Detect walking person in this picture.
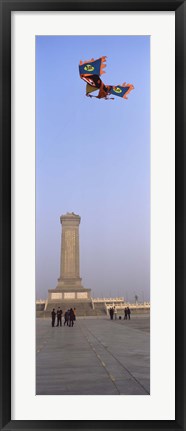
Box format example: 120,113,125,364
110,307,114,320
127,307,131,320
64,310,69,326
51,308,56,327
56,307,62,326
69,308,75,327
124,307,128,320
67,309,71,326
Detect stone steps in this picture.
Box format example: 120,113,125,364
36,301,107,317
46,302,95,317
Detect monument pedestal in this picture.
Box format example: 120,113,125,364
48,288,91,302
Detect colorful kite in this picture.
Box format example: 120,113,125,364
79,56,134,100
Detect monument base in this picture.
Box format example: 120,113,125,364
46,286,93,316
48,286,91,302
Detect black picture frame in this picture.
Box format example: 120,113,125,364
0,0,185,430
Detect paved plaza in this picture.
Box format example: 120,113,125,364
36,313,150,395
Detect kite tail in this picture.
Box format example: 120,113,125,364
122,83,134,99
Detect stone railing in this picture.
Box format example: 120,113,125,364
106,303,150,310
36,299,46,304
92,297,124,303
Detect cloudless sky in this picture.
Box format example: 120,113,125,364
36,35,150,302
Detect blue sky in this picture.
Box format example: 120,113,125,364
36,35,150,301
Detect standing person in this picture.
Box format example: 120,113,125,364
124,307,128,320
114,306,117,320
109,307,112,320
67,309,71,326
69,308,75,327
51,309,56,327
127,307,131,320
56,307,62,326
110,307,114,320
64,310,69,326
73,307,76,321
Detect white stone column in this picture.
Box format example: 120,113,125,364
58,212,81,283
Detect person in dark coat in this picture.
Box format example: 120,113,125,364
69,308,75,327
124,307,128,320
127,307,131,320
56,307,62,326
64,310,69,326
110,307,114,320
51,309,56,327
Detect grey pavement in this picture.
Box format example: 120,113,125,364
36,314,150,395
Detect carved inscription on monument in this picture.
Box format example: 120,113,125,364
51,292,62,300
77,292,88,299
64,292,75,299
64,230,76,275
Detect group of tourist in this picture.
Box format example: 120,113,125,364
51,307,76,327
109,306,131,320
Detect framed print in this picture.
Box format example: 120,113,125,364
0,0,185,430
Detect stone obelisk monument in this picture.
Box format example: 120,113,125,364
48,213,91,303
57,213,82,289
